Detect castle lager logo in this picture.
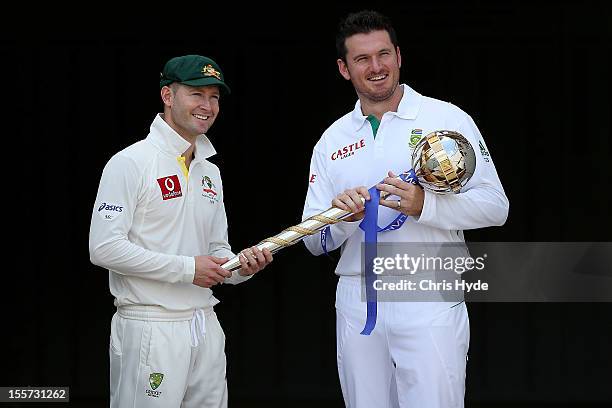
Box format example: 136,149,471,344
331,139,366,160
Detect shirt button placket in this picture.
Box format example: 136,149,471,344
374,119,385,160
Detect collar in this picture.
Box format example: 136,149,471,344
351,84,422,132
147,114,217,160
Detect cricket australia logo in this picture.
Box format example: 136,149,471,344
201,64,221,80
202,175,219,203
146,372,164,398
409,129,423,149
479,140,490,162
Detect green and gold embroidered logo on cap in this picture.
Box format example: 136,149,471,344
201,64,221,80
149,373,164,390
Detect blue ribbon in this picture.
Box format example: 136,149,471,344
359,186,381,335
321,225,331,257
358,169,418,335
319,169,418,334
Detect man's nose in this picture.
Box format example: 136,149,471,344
199,97,212,110
370,56,382,72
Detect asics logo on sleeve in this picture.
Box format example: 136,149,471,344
97,202,124,221
98,203,123,212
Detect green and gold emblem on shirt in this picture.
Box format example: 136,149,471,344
149,373,164,390
409,129,423,149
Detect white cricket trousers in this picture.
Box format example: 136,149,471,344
335,276,470,408
109,305,228,408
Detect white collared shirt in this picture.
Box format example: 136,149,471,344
89,114,248,312
302,84,509,276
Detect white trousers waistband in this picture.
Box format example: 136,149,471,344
117,305,214,347
338,275,363,287
117,304,213,321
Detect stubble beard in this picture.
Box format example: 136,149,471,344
357,79,399,103
174,113,205,141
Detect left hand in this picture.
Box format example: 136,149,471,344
376,171,425,216
237,246,273,277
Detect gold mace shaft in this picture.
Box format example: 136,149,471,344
221,174,409,272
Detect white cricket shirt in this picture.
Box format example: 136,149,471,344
302,84,509,276
89,114,248,312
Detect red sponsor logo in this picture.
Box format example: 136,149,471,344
157,175,183,200
331,139,366,160
309,174,317,183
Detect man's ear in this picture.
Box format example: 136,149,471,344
160,86,173,107
337,59,351,81
396,46,402,69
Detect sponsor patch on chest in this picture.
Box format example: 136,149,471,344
331,139,366,160
156,175,183,200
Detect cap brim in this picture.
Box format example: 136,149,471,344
180,77,231,94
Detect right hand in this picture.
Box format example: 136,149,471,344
193,256,232,288
331,186,370,222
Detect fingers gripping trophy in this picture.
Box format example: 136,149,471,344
221,130,477,272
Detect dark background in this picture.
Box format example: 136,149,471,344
2,2,611,407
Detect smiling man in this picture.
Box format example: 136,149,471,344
90,55,273,408
302,11,508,408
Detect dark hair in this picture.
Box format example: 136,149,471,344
336,10,398,61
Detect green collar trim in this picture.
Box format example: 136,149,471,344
366,114,380,138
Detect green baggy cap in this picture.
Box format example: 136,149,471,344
160,55,231,94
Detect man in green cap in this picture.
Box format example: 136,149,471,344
89,54,273,407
